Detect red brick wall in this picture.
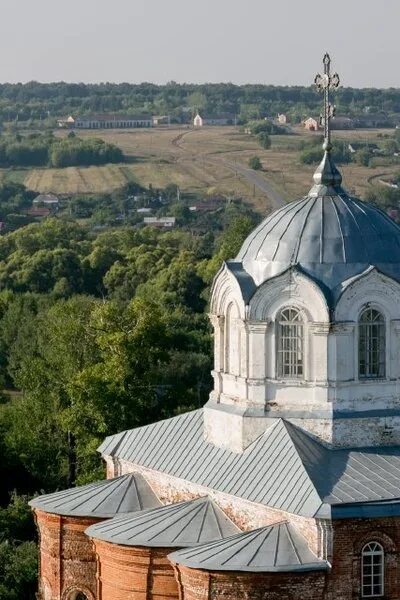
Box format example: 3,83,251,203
173,565,327,600
34,509,101,600
93,539,179,600
329,516,400,600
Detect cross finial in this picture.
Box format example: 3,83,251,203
314,53,340,151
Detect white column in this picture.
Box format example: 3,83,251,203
209,314,225,399
246,321,270,379
390,319,400,379
209,314,225,372
245,320,270,406
309,322,330,382
329,323,355,382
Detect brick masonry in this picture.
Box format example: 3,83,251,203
34,509,102,600
34,500,400,599
115,459,320,555
173,564,327,600
92,539,179,600
327,516,400,600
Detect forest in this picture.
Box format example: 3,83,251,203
0,190,259,599
2,82,400,126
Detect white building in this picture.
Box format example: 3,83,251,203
193,113,203,127
72,114,153,129
143,216,176,228
207,150,400,452
33,193,59,207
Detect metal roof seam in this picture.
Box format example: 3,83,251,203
239,198,306,262
290,196,318,265
330,197,346,262
286,523,304,565
253,199,309,262
270,199,313,263
336,193,370,262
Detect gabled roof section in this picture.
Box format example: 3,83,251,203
99,411,323,517
286,420,400,510
168,521,328,573
29,474,161,518
85,496,239,547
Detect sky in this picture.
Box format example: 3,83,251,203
1,0,399,87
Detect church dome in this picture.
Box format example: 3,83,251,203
237,152,400,292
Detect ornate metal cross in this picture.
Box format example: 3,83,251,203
314,53,340,150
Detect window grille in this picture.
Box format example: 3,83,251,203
359,308,385,379
277,308,304,378
361,542,384,597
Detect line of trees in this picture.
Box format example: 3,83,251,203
0,133,124,168
0,82,400,126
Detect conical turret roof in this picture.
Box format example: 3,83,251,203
85,496,240,547
29,474,161,518
169,521,328,572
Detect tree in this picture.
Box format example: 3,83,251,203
356,148,373,167
0,541,37,600
248,156,262,170
5,296,99,487
257,132,271,149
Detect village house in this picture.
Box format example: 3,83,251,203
32,193,60,209
143,216,176,228
152,115,171,126
193,112,203,127
277,113,287,124
193,113,235,127
303,116,320,130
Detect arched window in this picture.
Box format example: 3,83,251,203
277,307,304,378
362,542,384,597
359,308,385,379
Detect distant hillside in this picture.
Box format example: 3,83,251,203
2,82,400,126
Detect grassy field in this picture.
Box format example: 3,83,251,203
4,125,399,212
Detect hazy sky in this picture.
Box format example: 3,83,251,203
2,0,399,87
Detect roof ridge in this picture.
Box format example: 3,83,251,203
277,421,324,514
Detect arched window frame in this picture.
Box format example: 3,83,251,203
62,586,93,600
224,302,241,376
358,306,386,380
276,306,305,379
361,541,384,598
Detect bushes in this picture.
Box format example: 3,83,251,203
299,141,352,165
49,137,123,168
248,156,262,170
0,134,123,168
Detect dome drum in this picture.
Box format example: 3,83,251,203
209,152,400,450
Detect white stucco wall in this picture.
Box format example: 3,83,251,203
208,265,400,449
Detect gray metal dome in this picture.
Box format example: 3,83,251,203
237,153,400,293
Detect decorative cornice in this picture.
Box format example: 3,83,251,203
330,322,355,335
309,322,331,335
245,320,271,334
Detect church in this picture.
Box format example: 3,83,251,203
31,55,400,600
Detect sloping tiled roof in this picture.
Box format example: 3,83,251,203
85,496,239,547
99,410,400,518
168,522,328,573
99,411,322,517
29,474,161,518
